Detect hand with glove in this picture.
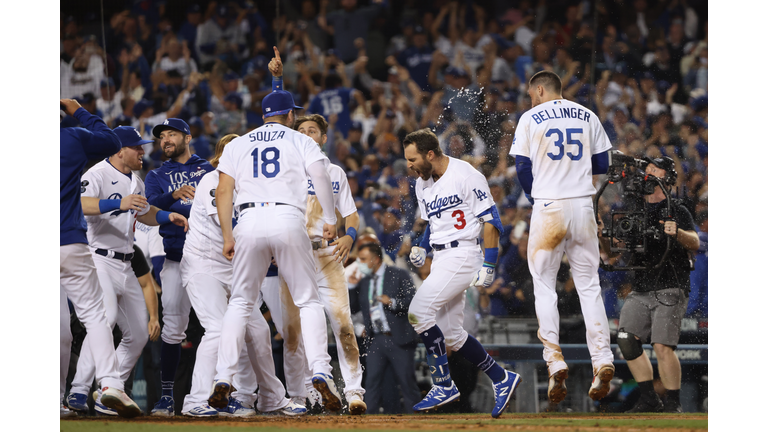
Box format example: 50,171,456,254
471,246,499,288
409,246,427,267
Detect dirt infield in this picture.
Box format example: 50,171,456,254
61,413,708,431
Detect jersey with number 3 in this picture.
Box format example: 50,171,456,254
415,157,494,245
510,99,612,199
217,123,329,213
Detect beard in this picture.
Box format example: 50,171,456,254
164,141,187,159
416,160,433,180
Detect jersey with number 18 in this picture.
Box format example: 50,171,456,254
415,157,494,246
510,99,612,200
217,123,330,212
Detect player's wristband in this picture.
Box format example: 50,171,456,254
272,76,283,91
98,199,121,214
346,227,357,243
156,211,172,225
483,247,499,268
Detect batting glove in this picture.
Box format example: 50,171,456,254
471,264,495,288
410,247,427,267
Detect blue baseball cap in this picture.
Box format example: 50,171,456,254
262,90,304,117
113,126,154,148
224,92,243,109
152,118,191,138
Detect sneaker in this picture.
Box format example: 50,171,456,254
61,405,77,419
626,394,664,413
491,370,522,418
207,380,232,409
663,399,683,413
588,365,615,401
347,393,366,415
547,369,568,405
150,395,175,417
413,382,461,411
183,404,219,417
219,398,256,418
311,373,342,412
305,389,323,414
100,387,142,418
266,399,307,416
92,390,118,416
66,392,89,413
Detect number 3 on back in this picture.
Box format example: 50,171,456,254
546,128,583,161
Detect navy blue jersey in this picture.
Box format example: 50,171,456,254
308,87,354,138
145,154,214,261
398,46,434,92
60,108,122,246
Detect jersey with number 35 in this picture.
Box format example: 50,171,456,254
217,123,329,213
510,99,612,200
415,157,494,245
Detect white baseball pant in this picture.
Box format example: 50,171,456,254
159,259,191,344
60,286,72,405
182,272,289,413
70,253,150,396
528,196,614,376
59,244,122,390
261,275,311,399
215,205,332,383
408,245,484,351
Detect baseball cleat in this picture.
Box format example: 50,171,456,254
266,399,307,416
491,370,522,418
218,398,256,418
183,404,219,417
347,392,367,415
547,369,569,405
150,395,175,417
627,393,664,413
100,387,142,418
588,365,615,401
413,382,461,411
312,373,343,412
61,404,77,418
208,380,232,410
92,390,118,417
663,399,683,413
66,392,89,413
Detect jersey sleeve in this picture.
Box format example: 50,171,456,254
509,116,531,157
591,112,613,154
414,181,428,220
136,179,151,217
462,169,494,217
335,171,357,218
217,143,236,178
81,170,102,198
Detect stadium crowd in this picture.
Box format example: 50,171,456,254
61,0,708,414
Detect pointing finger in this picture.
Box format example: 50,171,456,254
273,46,280,58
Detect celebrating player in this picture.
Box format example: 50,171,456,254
180,134,305,417
509,70,615,406
266,49,366,414
207,89,343,413
59,99,141,418
66,126,188,415
145,118,215,416
404,128,521,418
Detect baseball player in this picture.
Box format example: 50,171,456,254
145,118,215,416
207,89,343,413
59,99,141,418
509,70,614,405
66,126,188,415
405,128,521,418
181,134,305,417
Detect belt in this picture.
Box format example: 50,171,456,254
95,248,134,262
431,239,480,251
237,202,288,212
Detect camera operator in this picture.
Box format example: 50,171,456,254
600,156,699,413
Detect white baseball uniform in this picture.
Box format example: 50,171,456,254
181,170,291,413
214,122,337,383
409,157,493,350
60,285,73,406
70,160,152,397
262,163,364,400
509,98,614,376
134,222,165,270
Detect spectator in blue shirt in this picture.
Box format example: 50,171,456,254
178,4,202,59
687,211,708,317
397,26,433,91
319,0,389,64
308,72,364,138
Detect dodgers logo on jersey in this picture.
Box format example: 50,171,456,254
423,194,463,218
473,188,488,201
307,179,340,195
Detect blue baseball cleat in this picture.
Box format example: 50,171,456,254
311,373,342,412
218,398,256,417
150,395,175,417
207,380,232,410
182,404,219,417
66,392,88,413
413,382,461,411
491,370,522,418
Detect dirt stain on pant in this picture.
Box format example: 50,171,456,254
319,253,361,372
280,277,303,354
538,329,565,364
531,209,567,262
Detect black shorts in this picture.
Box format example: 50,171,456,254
618,288,689,348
